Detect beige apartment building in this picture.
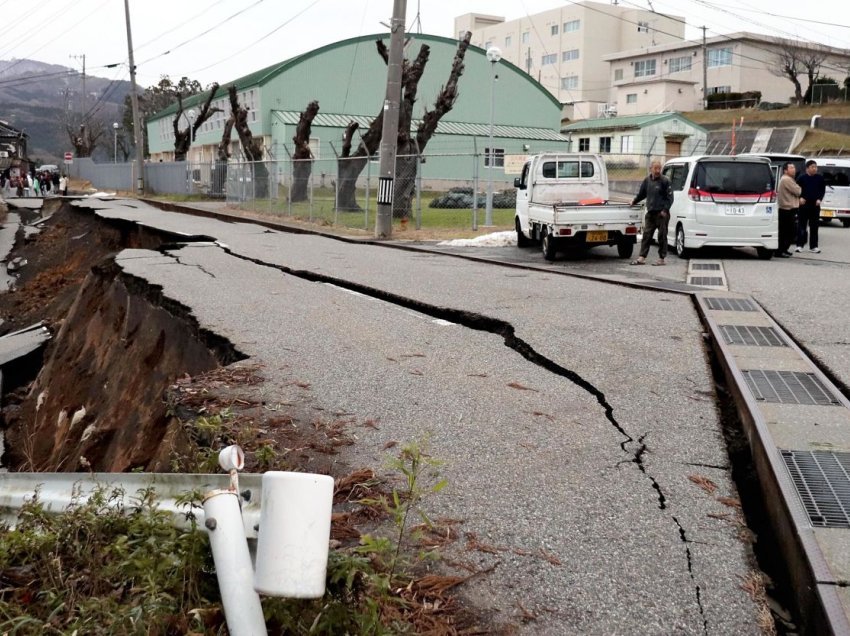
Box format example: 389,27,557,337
604,32,850,116
454,1,684,119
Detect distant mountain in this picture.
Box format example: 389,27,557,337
0,59,131,163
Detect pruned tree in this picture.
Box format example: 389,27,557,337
65,121,106,158
291,100,319,202
335,31,472,214
228,84,268,197
771,44,827,105
172,83,221,161
218,116,234,161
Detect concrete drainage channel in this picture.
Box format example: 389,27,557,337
697,292,850,636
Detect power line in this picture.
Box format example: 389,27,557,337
134,0,229,52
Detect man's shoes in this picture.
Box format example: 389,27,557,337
810,247,821,253
794,246,803,252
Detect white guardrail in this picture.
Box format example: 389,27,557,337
0,471,263,538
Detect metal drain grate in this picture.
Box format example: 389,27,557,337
720,325,786,347
743,370,841,405
781,450,850,528
689,276,724,286
705,297,757,311
692,263,721,271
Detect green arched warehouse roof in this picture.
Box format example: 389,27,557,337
148,32,562,126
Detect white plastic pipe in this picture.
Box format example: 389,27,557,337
253,471,334,598
203,491,266,635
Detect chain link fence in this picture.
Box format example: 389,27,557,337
71,152,654,231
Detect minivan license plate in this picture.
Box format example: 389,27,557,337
585,231,608,243
724,205,745,215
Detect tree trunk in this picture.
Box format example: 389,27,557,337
291,100,319,202
173,84,221,161
337,113,383,211
228,85,268,198
212,117,234,196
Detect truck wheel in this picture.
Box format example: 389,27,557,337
516,217,533,247
541,228,557,261
675,225,691,259
842,219,850,228
756,247,774,260
617,239,634,259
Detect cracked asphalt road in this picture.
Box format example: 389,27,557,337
82,198,761,635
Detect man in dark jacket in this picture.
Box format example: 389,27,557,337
630,160,674,265
795,160,827,253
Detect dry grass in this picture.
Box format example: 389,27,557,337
795,128,850,155
684,102,849,126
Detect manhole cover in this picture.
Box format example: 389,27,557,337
692,263,721,271
782,450,850,528
742,370,841,405
720,325,785,347
705,297,756,311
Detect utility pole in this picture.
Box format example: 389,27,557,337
124,0,145,195
701,26,708,110
375,0,407,239
69,53,86,116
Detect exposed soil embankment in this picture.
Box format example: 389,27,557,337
1,201,241,471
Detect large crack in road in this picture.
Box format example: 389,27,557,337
161,239,711,633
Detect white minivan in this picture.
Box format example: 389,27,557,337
661,155,777,260
817,158,850,227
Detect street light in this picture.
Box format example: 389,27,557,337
484,46,501,227
113,122,119,163
187,108,197,160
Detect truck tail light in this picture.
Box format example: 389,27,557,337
559,228,573,236
624,225,638,235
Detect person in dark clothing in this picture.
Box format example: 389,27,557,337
795,160,827,254
630,160,674,265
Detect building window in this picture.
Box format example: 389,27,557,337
505,35,512,47
707,47,733,67
578,137,590,152
484,147,505,168
309,137,320,160
550,24,559,36
521,31,529,44
708,85,732,94
637,20,649,32
634,59,657,77
614,68,624,81
621,135,634,153
542,53,557,66
561,75,579,90
599,137,612,153
626,93,637,104
562,48,579,62
668,55,692,73
564,19,580,32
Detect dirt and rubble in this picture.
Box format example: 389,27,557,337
0,198,500,634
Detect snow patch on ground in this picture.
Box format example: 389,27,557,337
437,231,516,247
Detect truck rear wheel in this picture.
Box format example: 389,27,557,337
843,219,850,228
617,239,634,259
516,217,533,247
541,228,557,261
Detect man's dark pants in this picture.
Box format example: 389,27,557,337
778,208,797,254
796,203,820,249
639,210,669,259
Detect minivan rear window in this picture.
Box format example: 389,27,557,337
541,160,594,179
692,161,773,195
821,166,850,187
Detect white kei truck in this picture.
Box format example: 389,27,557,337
514,153,642,261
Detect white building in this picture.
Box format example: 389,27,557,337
454,1,684,119
604,32,850,116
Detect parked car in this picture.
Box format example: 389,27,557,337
429,187,483,209
661,155,776,259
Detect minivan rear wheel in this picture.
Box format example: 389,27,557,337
675,225,691,259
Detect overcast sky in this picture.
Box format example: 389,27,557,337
2,0,848,88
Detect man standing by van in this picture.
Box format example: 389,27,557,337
630,160,674,265
777,162,802,258
795,160,826,253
